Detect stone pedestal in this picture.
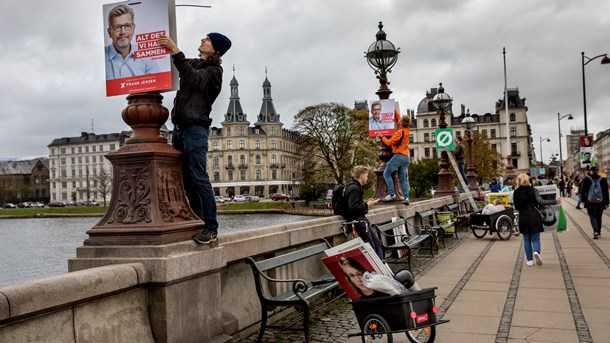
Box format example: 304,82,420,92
85,92,203,245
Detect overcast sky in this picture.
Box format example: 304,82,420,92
1,0,609,162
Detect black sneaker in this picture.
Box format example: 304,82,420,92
593,232,599,240
193,229,218,244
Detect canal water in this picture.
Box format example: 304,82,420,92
0,214,317,287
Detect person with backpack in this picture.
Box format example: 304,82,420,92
338,165,383,259
378,115,411,204
580,166,609,239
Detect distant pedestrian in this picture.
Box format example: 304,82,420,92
379,115,411,205
343,166,383,259
580,166,609,239
489,178,501,193
576,170,590,209
513,173,561,266
558,179,565,197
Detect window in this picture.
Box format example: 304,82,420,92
240,170,246,180
490,129,496,138
409,134,414,143
71,168,75,176
71,147,75,154
423,119,429,128
431,132,436,142
272,155,277,164
92,146,96,152
240,155,246,165
85,146,89,153
61,158,66,166
71,157,76,164
425,148,430,157
99,145,103,152
510,127,516,137
92,156,97,163
227,128,232,136
78,157,82,164
60,148,66,154
456,131,461,138
227,156,233,165
424,133,430,142
78,147,82,153
271,140,276,149
272,170,277,180
255,155,261,164
212,142,218,150
239,127,244,135
256,170,261,180
409,149,415,158
255,140,260,149
512,158,518,168
213,172,220,182
511,142,518,155
271,128,276,136
85,156,89,163
61,181,67,189
239,140,245,149
510,113,516,122
228,171,233,181
110,144,116,151
491,144,497,152
432,147,437,156
431,119,437,127
51,148,55,155
227,140,233,149
72,181,76,188
481,129,488,137
255,128,260,134
213,156,219,166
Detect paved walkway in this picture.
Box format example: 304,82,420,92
247,197,610,342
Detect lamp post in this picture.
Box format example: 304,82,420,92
461,110,478,191
581,52,610,136
365,22,401,199
432,83,456,197
539,137,550,169
557,113,573,179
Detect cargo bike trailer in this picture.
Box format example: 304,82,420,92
470,207,519,240
348,287,449,343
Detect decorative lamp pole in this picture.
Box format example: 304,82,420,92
581,52,610,136
364,21,401,199
432,83,456,197
502,47,516,184
557,113,573,179
539,137,550,170
461,110,478,191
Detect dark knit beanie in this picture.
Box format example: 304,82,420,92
207,32,232,56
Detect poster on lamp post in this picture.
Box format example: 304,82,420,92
579,135,595,168
368,99,396,137
103,0,178,97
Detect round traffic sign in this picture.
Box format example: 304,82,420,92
436,131,453,147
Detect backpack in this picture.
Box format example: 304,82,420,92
331,182,353,216
586,176,603,203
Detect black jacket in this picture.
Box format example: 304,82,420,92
344,179,368,222
513,185,556,234
580,174,610,210
171,52,223,128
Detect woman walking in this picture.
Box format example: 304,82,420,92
513,173,560,266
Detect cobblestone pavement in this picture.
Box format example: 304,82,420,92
243,227,472,342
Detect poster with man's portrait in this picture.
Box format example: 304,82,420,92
580,146,595,168
368,99,396,137
103,0,178,96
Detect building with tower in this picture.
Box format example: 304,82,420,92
207,70,302,198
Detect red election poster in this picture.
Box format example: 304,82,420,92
103,0,177,97
368,99,396,137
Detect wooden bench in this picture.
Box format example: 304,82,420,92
245,240,339,343
371,217,434,272
415,209,457,246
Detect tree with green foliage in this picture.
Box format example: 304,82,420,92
293,103,377,185
298,182,328,202
409,158,440,198
468,130,504,183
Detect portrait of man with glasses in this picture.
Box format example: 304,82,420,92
104,4,160,80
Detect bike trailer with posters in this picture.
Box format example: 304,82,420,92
348,287,449,342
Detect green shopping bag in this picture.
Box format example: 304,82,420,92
557,204,568,232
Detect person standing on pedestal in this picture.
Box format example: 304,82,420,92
158,33,232,244
454,136,467,193
379,115,411,205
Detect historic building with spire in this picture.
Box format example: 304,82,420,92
207,69,302,198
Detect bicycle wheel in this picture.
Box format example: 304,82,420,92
471,227,487,239
406,325,436,343
495,215,513,241
362,314,393,343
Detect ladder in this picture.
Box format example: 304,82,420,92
442,147,478,211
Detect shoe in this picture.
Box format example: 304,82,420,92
402,197,410,205
193,229,218,244
594,232,599,240
575,206,581,209
598,232,601,237
533,252,543,266
526,261,534,266
382,194,396,202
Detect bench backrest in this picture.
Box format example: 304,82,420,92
446,203,459,212
375,217,407,234
252,241,331,272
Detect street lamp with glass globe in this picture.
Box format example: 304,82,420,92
461,110,478,190
364,22,402,200
432,83,456,197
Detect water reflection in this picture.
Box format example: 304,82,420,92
0,214,317,287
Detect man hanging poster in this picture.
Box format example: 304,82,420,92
103,0,177,96
368,99,396,137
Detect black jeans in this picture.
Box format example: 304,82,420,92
354,217,384,259
586,206,604,234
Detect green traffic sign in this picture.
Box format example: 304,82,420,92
435,128,455,151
